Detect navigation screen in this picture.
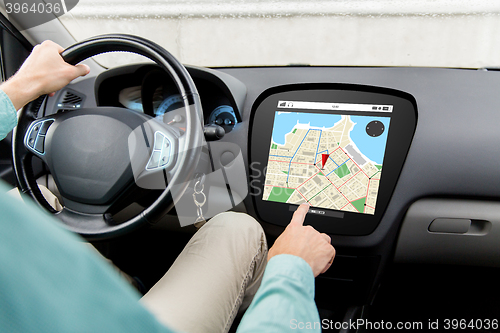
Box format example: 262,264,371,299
262,100,391,215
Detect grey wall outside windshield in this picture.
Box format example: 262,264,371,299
57,0,500,69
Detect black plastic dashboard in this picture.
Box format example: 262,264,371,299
43,64,500,305
216,66,500,248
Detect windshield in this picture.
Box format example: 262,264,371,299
59,0,500,69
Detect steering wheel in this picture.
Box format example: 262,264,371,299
12,34,204,240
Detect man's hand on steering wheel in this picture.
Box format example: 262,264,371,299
0,40,90,110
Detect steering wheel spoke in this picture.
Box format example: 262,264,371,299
142,118,180,172
55,208,142,239
23,117,55,159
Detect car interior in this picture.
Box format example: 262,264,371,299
1,1,500,332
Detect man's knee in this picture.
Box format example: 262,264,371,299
204,212,267,250
208,211,262,233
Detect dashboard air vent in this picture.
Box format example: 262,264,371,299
57,89,85,112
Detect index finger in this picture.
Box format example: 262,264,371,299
40,40,64,53
50,41,65,53
289,203,310,227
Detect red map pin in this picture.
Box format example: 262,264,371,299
321,154,329,169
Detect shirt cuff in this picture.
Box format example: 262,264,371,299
265,254,315,298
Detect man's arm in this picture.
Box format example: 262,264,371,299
0,40,89,110
237,204,336,332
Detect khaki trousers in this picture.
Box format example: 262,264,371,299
141,212,268,333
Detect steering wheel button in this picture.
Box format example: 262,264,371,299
159,155,168,166
159,148,170,166
40,120,54,135
28,130,38,148
34,136,45,153
154,132,164,150
147,151,161,169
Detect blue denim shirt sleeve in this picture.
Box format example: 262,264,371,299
0,89,18,140
237,254,321,333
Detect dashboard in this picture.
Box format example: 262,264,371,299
94,64,245,134
42,64,500,306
